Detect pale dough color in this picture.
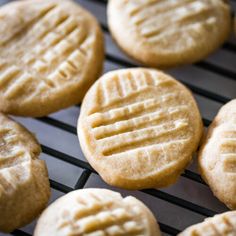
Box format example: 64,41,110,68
0,0,104,116
0,113,50,233
108,0,231,68
34,188,161,236
78,68,203,190
199,99,236,209
178,211,236,236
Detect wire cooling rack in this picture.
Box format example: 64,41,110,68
0,0,236,235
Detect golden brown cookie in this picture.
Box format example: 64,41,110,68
34,188,161,236
108,0,231,68
199,99,236,209
0,113,50,233
78,68,203,190
0,0,104,117
178,211,236,236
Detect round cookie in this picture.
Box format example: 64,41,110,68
34,188,161,236
178,211,236,236
108,0,231,68
0,0,104,117
0,113,50,233
199,99,236,209
78,68,203,190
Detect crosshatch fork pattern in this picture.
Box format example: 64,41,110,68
0,0,91,101
0,0,235,235
124,0,220,42
87,72,193,157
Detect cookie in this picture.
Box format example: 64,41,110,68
0,0,104,117
0,113,50,233
34,188,161,236
178,211,236,236
78,68,203,190
199,99,236,209
108,0,231,68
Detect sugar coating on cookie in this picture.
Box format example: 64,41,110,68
0,113,50,233
199,99,236,209
178,211,236,236
0,0,104,117
34,188,161,236
108,0,231,68
78,68,203,190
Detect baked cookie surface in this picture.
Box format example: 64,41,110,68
34,188,161,236
0,0,104,117
178,211,236,236
199,99,236,209
108,0,231,68
78,68,203,189
0,113,50,233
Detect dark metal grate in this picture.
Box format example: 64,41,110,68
0,0,236,235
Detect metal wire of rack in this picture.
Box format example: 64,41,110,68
0,0,236,235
